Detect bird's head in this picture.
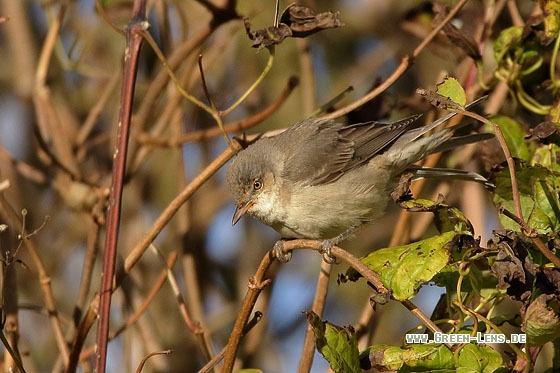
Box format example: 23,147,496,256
226,146,279,225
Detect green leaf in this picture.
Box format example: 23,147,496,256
352,231,456,300
493,26,523,64
398,199,473,234
359,343,455,371
436,77,466,106
487,115,533,162
533,143,560,173
544,0,560,39
456,343,504,372
492,163,560,234
305,311,361,373
524,294,560,347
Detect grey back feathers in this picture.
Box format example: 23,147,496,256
227,111,488,191
230,115,425,188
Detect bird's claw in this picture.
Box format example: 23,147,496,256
273,240,293,262
317,239,339,264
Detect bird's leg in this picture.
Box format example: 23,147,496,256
317,225,359,263
273,240,293,263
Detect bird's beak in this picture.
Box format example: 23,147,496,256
232,201,253,226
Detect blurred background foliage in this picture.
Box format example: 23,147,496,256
0,0,559,372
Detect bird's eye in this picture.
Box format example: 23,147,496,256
253,179,263,190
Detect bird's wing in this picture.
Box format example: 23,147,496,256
281,115,421,185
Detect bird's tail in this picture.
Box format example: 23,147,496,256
408,165,494,188
386,97,492,172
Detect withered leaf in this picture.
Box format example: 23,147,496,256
525,121,560,144
244,18,292,50
280,4,344,38
244,4,343,50
490,230,534,302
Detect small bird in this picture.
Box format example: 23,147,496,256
226,105,492,259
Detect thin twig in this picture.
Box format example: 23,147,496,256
140,30,213,115
296,37,315,116
124,141,242,273
0,195,69,366
135,349,174,373
322,0,470,120
94,0,125,35
198,54,233,148
79,253,179,362
77,69,121,146
400,300,443,336
65,295,99,373
135,76,299,146
150,244,196,331
133,25,214,132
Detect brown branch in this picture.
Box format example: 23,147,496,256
94,0,126,35
221,251,275,372
1,231,23,373
400,299,444,336
198,312,263,373
0,195,70,365
296,38,315,115
33,4,81,179
500,208,560,268
53,218,101,372
65,294,99,373
418,91,560,269
135,349,174,373
76,68,121,147
298,260,331,372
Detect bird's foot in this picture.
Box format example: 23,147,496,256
316,225,360,263
273,240,293,263
316,239,339,264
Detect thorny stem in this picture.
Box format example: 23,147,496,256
95,3,148,372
